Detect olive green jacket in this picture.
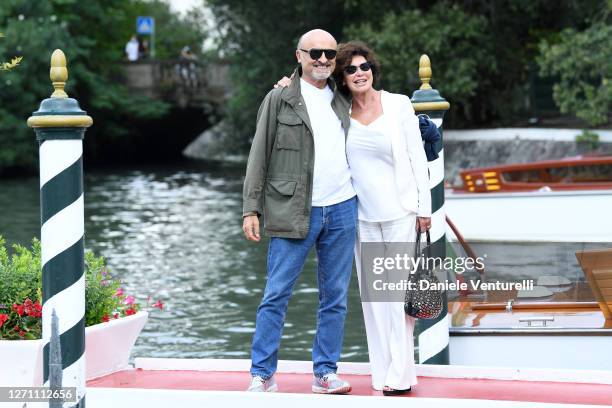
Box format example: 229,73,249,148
243,69,351,238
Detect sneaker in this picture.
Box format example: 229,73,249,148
312,373,351,394
247,375,278,392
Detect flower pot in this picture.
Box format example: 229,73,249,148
0,311,148,386
0,336,45,387
85,310,148,380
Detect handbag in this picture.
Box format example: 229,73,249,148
404,227,444,319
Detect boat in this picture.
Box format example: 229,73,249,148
446,245,612,371
444,155,612,242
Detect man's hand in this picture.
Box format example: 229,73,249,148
243,215,261,242
417,217,431,232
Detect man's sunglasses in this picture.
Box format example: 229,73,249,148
344,62,372,75
299,48,337,60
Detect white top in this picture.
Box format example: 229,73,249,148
347,115,409,221
125,39,139,61
300,79,356,206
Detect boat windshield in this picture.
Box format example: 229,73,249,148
444,230,612,330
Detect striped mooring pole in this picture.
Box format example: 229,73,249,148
411,54,451,364
27,49,92,407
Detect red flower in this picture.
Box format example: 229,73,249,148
18,330,25,338
102,315,110,323
0,314,8,328
24,299,37,317
113,313,119,319
125,307,136,316
153,300,164,310
34,302,43,318
12,303,24,316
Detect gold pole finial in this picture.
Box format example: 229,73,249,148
419,54,432,90
50,49,68,98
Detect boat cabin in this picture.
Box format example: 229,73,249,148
457,155,612,193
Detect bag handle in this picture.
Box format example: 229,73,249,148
415,224,432,259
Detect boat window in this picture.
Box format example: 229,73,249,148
504,164,612,184
547,166,570,182
502,169,542,182
566,164,612,182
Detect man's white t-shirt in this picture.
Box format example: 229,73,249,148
300,79,356,207
125,39,139,61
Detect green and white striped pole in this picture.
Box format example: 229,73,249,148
411,54,451,365
28,49,92,407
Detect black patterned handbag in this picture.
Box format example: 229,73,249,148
404,228,443,319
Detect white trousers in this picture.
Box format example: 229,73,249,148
355,214,418,390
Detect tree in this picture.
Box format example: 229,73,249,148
0,0,208,175
0,32,21,70
207,0,351,150
344,2,496,126
537,4,611,125
208,0,610,147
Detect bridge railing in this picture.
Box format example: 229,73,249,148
121,59,230,107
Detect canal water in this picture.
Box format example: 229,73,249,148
0,162,369,360
0,162,605,361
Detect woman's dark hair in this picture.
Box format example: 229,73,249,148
333,41,381,96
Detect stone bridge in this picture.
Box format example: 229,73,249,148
121,59,231,108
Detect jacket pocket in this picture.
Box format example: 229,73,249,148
276,114,302,150
264,179,298,232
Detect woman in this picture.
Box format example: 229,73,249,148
278,41,431,395
339,41,431,396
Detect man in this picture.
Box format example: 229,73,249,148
125,35,139,62
242,29,356,394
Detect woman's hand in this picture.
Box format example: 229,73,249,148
273,73,294,88
417,217,431,232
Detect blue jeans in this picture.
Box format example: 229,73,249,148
250,196,357,379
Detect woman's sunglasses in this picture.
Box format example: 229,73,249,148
344,62,372,75
299,48,337,60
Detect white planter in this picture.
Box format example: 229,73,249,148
0,311,148,386
0,336,45,387
85,310,149,380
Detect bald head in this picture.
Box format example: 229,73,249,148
297,29,337,50
296,29,338,87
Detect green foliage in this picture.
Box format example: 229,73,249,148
209,0,610,146
0,33,23,71
344,2,495,125
575,129,600,150
0,235,155,340
0,237,43,339
538,21,612,125
0,237,42,309
207,0,349,150
0,0,208,174
120,0,209,60
0,32,22,70
84,251,123,327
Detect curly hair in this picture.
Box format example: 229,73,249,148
333,41,381,96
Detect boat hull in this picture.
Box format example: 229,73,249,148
450,329,612,370
444,189,612,242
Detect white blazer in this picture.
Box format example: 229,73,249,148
380,90,432,217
